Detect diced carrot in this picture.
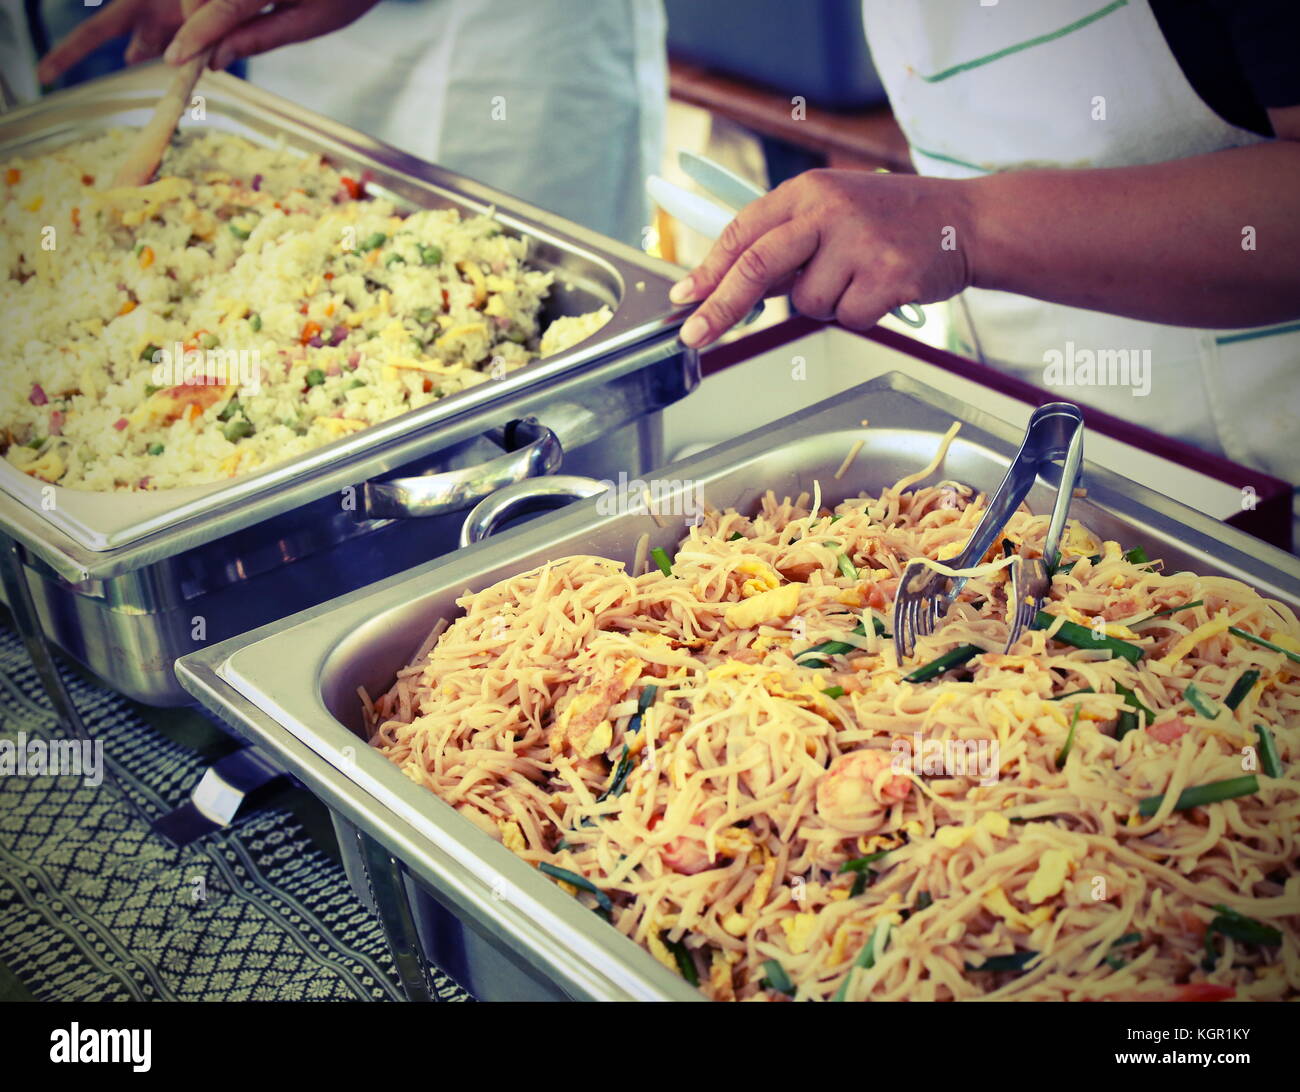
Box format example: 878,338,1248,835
118,300,137,315
138,245,155,269
422,378,433,393
323,271,334,281
185,404,201,422
299,320,322,345
81,173,95,185
4,168,19,185
340,176,363,200
71,207,80,229
324,302,335,317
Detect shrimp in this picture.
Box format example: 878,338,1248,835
816,748,912,831
651,807,726,875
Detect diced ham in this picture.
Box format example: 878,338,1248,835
1147,716,1190,744
49,410,64,436
113,417,128,431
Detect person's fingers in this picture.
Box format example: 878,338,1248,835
789,248,854,322
164,0,265,64
833,272,893,331
207,4,339,69
123,19,174,65
38,2,137,83
679,218,820,348
669,187,795,305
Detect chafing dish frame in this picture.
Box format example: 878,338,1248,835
177,371,1300,1000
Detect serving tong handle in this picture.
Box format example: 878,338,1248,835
893,403,1084,658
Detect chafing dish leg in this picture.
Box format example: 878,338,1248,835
0,533,89,739
355,829,436,1001
151,745,285,846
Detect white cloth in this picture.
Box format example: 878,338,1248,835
862,0,1300,484
248,0,666,247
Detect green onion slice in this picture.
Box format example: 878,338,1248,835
1137,774,1258,817
1223,670,1260,711
761,959,795,996
538,863,612,912
650,546,673,577
1229,626,1300,665
834,921,891,1001
1183,682,1219,720
1032,611,1144,663
1056,704,1081,769
904,644,983,684
660,933,698,986
1255,724,1282,778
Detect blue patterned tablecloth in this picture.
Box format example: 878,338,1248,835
0,625,468,1002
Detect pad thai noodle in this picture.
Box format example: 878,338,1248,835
365,432,1299,1001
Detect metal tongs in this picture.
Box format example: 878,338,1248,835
647,151,926,330
893,403,1085,659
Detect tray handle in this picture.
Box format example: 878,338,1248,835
459,475,609,547
363,417,563,519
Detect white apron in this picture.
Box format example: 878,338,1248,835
862,0,1300,485
248,0,666,248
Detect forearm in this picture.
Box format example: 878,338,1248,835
966,141,1300,328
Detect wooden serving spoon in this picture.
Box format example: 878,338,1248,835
111,48,215,188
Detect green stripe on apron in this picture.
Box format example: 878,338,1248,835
919,0,1129,83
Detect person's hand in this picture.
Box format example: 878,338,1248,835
38,0,193,84
164,0,382,71
668,168,977,348
37,0,380,85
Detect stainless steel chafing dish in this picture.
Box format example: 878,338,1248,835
176,372,1300,1001
0,64,697,704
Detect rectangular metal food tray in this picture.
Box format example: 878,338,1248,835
0,63,693,570
177,372,1300,1000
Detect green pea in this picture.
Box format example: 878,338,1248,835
359,232,387,252
140,344,160,362
305,369,325,387
147,442,165,456
229,223,251,240
248,313,262,332
414,307,435,324
223,419,254,442
199,332,218,349
419,244,442,266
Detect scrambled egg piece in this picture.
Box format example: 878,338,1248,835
724,583,800,629
1025,849,1072,904
736,559,780,597
934,810,1010,849
781,912,819,955
983,887,1054,932
498,820,526,854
